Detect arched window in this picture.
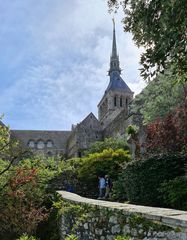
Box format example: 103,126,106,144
120,97,123,107
46,140,53,148
114,96,117,107
28,140,35,148
37,140,45,149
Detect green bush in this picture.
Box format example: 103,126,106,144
78,148,131,198
84,137,129,155
159,176,187,210
65,235,78,240
114,153,186,207
57,149,131,198
115,236,131,240
17,235,38,240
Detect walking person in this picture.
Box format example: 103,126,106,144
98,175,106,199
105,175,112,199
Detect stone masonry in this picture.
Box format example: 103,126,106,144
58,191,187,240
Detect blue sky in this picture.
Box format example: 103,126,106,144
0,0,145,130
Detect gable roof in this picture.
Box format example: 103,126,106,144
78,112,102,130
81,112,98,124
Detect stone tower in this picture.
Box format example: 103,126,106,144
98,20,134,128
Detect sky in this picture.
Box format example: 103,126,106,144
0,0,146,130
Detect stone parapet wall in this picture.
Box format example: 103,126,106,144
58,191,187,240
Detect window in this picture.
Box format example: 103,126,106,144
37,140,45,149
46,140,53,148
28,140,35,148
120,97,123,107
47,151,52,157
114,96,117,107
126,98,128,107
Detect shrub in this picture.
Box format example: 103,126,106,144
115,236,131,240
147,107,187,153
65,235,78,240
159,176,187,210
17,234,38,240
77,148,131,198
114,153,186,206
0,157,63,239
55,149,131,198
84,137,129,155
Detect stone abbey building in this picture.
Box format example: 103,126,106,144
11,22,136,158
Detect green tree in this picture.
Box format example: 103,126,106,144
131,68,186,124
0,156,62,239
108,0,187,82
78,148,131,197
0,119,63,239
84,137,128,155
57,149,131,198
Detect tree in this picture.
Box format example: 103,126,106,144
0,119,63,239
0,156,63,239
147,107,187,153
131,68,187,124
108,0,187,82
0,118,28,177
84,137,128,155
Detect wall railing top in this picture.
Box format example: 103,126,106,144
57,191,187,230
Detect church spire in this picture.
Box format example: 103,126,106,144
109,19,121,75
112,18,117,58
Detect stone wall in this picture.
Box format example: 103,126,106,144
103,109,130,138
66,113,103,158
58,191,187,240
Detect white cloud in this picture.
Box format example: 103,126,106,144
0,0,146,130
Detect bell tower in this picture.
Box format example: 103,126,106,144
98,20,134,128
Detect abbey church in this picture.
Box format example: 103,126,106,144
10,23,138,158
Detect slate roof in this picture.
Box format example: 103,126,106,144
11,130,71,150
105,71,132,93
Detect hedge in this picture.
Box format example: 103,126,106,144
116,153,186,207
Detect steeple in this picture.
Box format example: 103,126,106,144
109,19,121,75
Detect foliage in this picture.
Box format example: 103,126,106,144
131,69,187,124
60,200,88,238
115,236,131,240
77,148,131,197
36,193,62,240
84,137,129,155
65,235,78,240
58,149,131,198
147,107,187,153
108,0,187,82
0,118,27,175
126,125,138,136
113,153,186,207
17,235,38,240
0,155,63,239
159,176,187,210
